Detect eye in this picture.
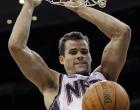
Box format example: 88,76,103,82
69,50,77,55
81,49,88,55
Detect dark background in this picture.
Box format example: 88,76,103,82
0,0,140,110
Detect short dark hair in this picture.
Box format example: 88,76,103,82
59,31,90,56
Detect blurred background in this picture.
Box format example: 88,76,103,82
0,0,140,110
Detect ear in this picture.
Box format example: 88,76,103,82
59,55,64,65
90,54,92,63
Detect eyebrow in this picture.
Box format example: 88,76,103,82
68,48,88,51
80,48,88,50
69,48,77,51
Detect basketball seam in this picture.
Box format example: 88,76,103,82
95,84,104,110
113,82,116,110
85,99,91,110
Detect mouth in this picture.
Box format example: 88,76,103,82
74,62,87,66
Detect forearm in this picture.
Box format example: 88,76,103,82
76,6,130,39
9,1,34,49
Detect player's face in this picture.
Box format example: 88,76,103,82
59,40,92,75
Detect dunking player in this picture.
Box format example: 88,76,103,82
8,0,131,110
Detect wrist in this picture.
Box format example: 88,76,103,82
23,1,35,14
24,0,36,9
75,6,88,15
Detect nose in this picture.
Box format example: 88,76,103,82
77,56,83,60
76,52,84,60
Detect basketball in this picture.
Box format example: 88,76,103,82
82,80,130,110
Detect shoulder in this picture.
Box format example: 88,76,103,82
90,65,107,80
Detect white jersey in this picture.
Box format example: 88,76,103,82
49,67,106,110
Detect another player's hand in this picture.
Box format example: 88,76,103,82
63,0,86,12
24,0,43,7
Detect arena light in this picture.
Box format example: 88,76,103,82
6,19,13,25
19,0,24,4
32,16,38,21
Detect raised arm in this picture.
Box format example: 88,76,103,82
64,3,131,81
8,0,59,93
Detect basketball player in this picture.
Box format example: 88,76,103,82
8,0,131,110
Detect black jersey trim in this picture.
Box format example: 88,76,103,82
49,74,63,110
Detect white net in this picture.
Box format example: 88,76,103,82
45,0,107,8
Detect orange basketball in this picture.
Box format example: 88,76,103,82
82,80,130,110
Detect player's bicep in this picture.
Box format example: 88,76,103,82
10,47,59,92
101,36,130,81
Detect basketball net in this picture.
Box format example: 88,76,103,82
45,0,107,8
